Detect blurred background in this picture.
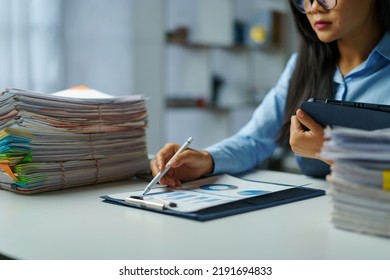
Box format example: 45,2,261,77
0,0,299,173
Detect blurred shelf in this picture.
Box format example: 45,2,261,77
167,96,257,108
166,36,250,52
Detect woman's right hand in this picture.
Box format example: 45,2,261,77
150,143,214,186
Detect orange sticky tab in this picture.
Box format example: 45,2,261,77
383,170,390,191
70,85,90,90
0,163,17,180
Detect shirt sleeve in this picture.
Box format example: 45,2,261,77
205,53,298,175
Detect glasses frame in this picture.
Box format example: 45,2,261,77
292,0,338,14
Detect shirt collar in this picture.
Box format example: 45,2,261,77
371,31,390,61
335,31,390,80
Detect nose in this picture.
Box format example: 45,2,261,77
307,0,325,14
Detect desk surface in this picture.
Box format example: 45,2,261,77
1,170,390,260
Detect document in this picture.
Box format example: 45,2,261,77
321,126,390,237
105,174,292,213
0,87,149,194
102,174,325,221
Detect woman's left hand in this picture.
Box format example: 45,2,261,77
289,108,326,160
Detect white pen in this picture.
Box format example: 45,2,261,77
142,137,193,195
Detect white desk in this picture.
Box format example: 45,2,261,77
1,170,390,260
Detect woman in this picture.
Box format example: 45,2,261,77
152,0,390,186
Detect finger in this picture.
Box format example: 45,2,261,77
154,143,178,170
169,149,194,168
159,168,181,186
296,109,323,132
159,176,180,187
289,115,304,149
290,115,304,135
151,144,181,184
150,158,159,176
149,160,179,186
290,115,300,129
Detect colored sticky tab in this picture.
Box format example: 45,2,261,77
383,170,390,191
0,163,17,180
70,85,90,90
21,153,33,163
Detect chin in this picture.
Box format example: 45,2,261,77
316,35,336,43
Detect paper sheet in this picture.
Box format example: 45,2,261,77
106,174,292,213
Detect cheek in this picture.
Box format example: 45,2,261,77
332,20,342,33
329,18,350,40
336,8,366,34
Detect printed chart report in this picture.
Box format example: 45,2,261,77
105,174,292,213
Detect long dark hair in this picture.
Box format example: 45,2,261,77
276,0,390,145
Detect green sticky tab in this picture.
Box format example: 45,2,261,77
21,153,32,163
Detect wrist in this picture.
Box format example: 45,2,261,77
200,150,214,176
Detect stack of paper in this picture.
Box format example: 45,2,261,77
0,87,149,194
321,126,390,238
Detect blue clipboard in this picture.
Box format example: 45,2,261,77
299,98,390,178
101,184,325,222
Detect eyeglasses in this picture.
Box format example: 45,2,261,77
292,0,338,14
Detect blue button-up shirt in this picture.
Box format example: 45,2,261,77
205,32,390,175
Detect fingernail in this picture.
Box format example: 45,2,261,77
298,110,305,118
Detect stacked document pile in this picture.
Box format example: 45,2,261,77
0,88,149,194
321,126,390,238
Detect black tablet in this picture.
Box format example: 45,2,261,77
299,98,390,178
300,98,390,130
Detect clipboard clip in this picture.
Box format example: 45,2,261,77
125,196,177,210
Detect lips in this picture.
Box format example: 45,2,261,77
315,20,332,30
